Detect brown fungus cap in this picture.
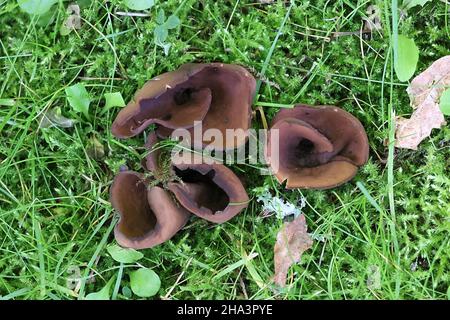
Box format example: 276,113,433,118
112,63,256,152
110,171,190,249
112,63,212,138
155,63,256,151
168,154,249,223
266,104,369,189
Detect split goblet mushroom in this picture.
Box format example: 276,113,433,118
112,63,256,151
110,135,250,249
265,104,369,189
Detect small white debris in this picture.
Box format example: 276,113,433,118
255,188,305,219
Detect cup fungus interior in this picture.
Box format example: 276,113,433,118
113,63,256,146
277,118,336,169
168,158,249,223
271,104,369,166
173,167,230,213
111,172,157,240
112,64,211,138
156,64,256,150
135,86,212,129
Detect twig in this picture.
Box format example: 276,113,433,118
294,30,331,42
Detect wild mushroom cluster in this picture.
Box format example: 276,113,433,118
110,63,369,249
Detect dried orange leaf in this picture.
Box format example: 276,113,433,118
274,214,313,287
395,55,449,149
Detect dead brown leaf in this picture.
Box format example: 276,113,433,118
61,4,81,35
363,5,382,32
395,55,449,149
274,214,313,287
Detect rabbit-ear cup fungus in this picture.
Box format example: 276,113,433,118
112,63,256,152
153,63,256,151
110,171,190,249
112,63,212,138
266,104,369,189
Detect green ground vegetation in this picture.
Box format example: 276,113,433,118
0,0,449,299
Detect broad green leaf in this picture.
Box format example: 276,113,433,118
85,277,114,300
129,268,160,298
123,0,154,11
78,0,93,8
439,88,450,116
65,83,90,118
164,15,180,29
17,0,57,15
104,92,125,110
154,25,168,43
107,244,143,264
404,0,432,9
156,9,165,25
36,9,55,27
394,35,419,82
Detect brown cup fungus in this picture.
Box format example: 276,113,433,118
168,154,249,223
144,139,249,224
112,63,256,151
110,171,191,249
266,104,369,189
